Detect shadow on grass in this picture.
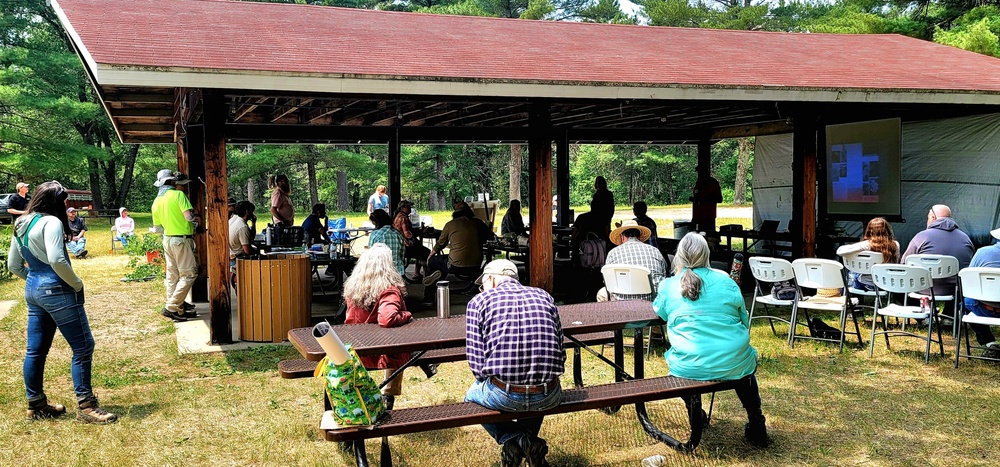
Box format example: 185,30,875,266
106,402,161,421
222,345,299,374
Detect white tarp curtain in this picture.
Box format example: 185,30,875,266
753,113,1000,249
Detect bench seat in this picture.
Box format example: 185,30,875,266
280,331,615,379
324,375,738,442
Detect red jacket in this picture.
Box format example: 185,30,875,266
345,285,412,369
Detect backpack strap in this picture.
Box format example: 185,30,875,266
14,214,42,250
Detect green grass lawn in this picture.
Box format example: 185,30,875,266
0,204,996,466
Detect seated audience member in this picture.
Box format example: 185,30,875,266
368,209,406,276
301,203,331,248
229,201,257,260
631,201,658,247
963,227,1000,359
653,233,769,448
394,199,431,281
423,201,494,302
343,244,413,406
902,204,975,316
66,207,88,258
464,259,564,467
114,207,136,247
836,217,899,291
570,201,609,262
500,199,527,237
597,220,667,302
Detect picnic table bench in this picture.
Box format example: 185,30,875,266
286,300,736,467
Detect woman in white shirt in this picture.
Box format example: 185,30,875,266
8,181,117,424
836,217,899,291
114,207,136,247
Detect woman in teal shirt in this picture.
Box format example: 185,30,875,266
653,232,769,447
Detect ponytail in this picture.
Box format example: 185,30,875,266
680,269,703,301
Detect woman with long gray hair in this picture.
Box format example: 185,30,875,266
652,232,768,447
342,244,413,405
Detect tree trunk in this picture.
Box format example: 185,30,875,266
113,144,139,208
246,178,255,205
306,159,319,208
336,170,349,211
435,153,446,209
734,137,752,205
509,144,522,201
86,157,105,210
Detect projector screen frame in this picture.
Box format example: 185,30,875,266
823,117,903,222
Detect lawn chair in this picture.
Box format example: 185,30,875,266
600,264,665,360
747,257,795,339
840,251,888,312
110,225,126,254
789,258,862,351
904,254,961,337
869,264,943,362
955,267,1000,367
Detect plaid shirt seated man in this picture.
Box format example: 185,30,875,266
465,259,565,467
368,209,406,276
597,219,668,301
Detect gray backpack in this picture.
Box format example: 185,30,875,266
579,233,607,269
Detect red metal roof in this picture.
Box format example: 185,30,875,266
53,0,1000,94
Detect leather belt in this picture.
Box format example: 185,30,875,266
488,376,558,395
166,235,194,239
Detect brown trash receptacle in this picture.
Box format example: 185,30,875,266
236,253,311,343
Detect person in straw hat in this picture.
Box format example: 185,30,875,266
596,219,668,302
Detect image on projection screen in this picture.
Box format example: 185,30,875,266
825,118,901,217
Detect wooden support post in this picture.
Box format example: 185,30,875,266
528,103,553,292
556,132,570,226
792,117,817,258
183,126,208,302
388,129,401,211
204,93,233,344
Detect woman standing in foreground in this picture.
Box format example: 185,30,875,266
652,233,767,447
7,181,117,424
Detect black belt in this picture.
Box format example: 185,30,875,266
166,235,194,239
488,376,558,395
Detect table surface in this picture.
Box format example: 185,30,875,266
289,300,658,360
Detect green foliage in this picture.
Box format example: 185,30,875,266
0,225,10,281
123,234,165,282
934,15,1000,56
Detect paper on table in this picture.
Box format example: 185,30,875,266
313,321,349,365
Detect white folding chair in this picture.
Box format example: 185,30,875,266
905,254,961,337
789,258,862,351
955,267,1000,367
869,265,944,363
600,264,664,359
110,225,126,255
840,251,888,311
747,257,795,339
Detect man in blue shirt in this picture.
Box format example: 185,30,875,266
964,227,1000,359
465,259,565,467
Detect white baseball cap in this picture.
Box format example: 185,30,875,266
475,259,519,285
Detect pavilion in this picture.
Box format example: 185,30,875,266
52,0,1000,343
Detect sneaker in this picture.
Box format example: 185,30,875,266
77,397,117,425
79,250,88,259
519,435,550,467
982,342,1000,360
500,437,524,467
180,310,199,319
422,270,443,287
27,397,66,420
181,302,196,311
419,363,439,378
744,415,770,448
161,308,189,322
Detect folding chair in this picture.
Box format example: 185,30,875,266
789,258,862,351
955,267,1000,367
840,251,888,312
600,264,665,359
904,254,961,337
869,265,944,363
110,225,126,254
747,257,795,339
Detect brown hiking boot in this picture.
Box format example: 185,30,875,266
27,397,66,420
77,397,118,425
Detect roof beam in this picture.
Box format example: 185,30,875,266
710,120,794,139
270,98,315,123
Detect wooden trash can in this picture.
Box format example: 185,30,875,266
236,253,311,343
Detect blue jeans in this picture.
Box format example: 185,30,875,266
465,378,562,444
116,233,132,247
24,277,94,403
964,298,1000,345
67,238,87,255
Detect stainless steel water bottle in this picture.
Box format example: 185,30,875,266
436,281,450,319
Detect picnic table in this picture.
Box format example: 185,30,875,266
287,300,738,466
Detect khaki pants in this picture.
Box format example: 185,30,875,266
163,237,198,313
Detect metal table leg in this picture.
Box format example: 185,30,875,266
632,327,704,452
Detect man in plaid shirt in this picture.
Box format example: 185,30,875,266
465,259,565,467
368,209,406,276
597,219,668,301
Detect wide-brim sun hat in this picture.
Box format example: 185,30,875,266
398,199,413,209
153,169,191,187
991,227,1000,240
475,259,519,285
609,219,651,245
